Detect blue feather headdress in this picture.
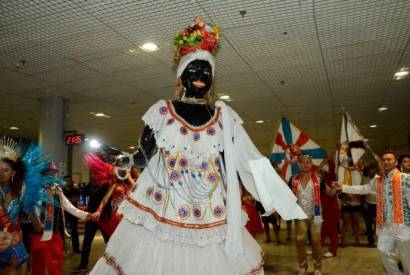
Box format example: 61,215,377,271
21,143,65,214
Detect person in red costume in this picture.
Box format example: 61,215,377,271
93,169,138,237
319,158,339,258
83,154,138,237
29,163,96,275
72,154,137,273
242,192,264,238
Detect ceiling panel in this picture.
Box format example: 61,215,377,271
0,0,409,155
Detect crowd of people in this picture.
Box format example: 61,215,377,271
1,140,408,275
242,153,410,274
0,139,137,275
1,16,409,275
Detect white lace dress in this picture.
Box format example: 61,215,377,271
90,100,305,275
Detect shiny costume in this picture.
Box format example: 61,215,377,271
0,192,28,269
291,173,323,271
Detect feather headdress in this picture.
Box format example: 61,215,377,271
0,136,21,161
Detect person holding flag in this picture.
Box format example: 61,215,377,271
336,112,367,247
290,155,328,275
334,111,410,275
335,150,410,275
271,117,327,245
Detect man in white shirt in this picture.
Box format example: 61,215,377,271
336,150,410,275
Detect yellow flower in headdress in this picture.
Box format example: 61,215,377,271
212,26,221,35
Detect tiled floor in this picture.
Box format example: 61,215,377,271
63,227,385,275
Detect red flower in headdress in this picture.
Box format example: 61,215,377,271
173,17,221,61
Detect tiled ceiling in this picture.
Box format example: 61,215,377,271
1,0,409,156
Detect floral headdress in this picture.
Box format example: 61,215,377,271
174,17,221,78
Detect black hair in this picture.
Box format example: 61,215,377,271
382,150,397,160
0,158,24,197
398,154,410,165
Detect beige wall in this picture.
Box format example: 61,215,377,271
71,144,90,184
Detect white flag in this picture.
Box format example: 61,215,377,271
339,113,366,165
337,113,366,186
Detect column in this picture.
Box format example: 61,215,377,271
38,96,69,176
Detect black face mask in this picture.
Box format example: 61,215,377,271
180,60,213,98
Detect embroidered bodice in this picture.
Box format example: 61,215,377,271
120,100,230,246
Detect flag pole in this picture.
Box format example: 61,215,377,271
335,112,343,179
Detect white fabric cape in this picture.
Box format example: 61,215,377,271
216,100,306,258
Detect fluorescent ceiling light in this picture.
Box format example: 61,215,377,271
139,42,159,52
378,106,388,112
255,120,264,124
219,95,231,100
129,146,136,149
369,124,377,128
9,126,19,130
394,68,409,80
90,112,111,118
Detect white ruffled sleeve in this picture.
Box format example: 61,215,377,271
228,107,306,220
142,99,166,131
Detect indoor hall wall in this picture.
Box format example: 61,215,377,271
72,144,90,184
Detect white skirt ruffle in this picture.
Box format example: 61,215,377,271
118,199,252,247
90,218,263,275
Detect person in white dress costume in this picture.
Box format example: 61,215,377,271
90,18,306,275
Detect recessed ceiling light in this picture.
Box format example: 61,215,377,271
255,120,264,124
129,146,136,149
369,124,377,128
394,68,409,80
92,112,111,118
378,106,388,112
9,126,19,130
139,42,159,52
219,95,231,100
